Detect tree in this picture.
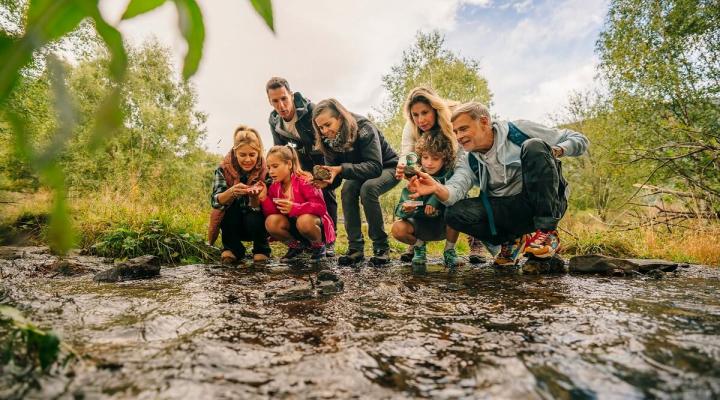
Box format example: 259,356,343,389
597,0,720,209
375,31,493,149
0,0,274,254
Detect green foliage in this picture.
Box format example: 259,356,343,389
375,31,493,149
0,305,76,397
597,0,720,206
91,219,218,264
0,0,275,255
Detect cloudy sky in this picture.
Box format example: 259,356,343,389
101,0,608,154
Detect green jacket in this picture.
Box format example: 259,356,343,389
395,168,453,219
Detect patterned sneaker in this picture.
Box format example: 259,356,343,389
281,241,305,261
524,229,560,259
400,246,415,263
493,235,530,266
443,248,459,268
325,242,335,258
310,243,327,261
412,243,427,265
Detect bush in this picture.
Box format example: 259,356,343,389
90,219,218,264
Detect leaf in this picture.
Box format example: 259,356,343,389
45,165,75,255
248,0,274,32
174,0,205,79
0,305,28,325
35,331,61,370
122,0,167,20
88,87,124,150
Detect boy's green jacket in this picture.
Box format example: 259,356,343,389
395,168,453,219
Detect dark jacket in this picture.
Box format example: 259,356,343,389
323,114,398,187
268,92,324,171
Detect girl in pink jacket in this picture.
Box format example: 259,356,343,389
260,145,336,261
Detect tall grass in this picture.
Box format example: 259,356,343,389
2,188,719,266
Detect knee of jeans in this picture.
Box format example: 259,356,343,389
521,138,548,156
445,206,465,229
359,183,379,204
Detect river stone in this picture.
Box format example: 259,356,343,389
317,270,340,282
521,255,567,275
93,255,161,282
266,283,313,301
569,254,680,275
317,279,344,295
312,165,331,181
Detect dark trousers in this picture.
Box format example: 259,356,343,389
220,202,271,257
446,138,568,245
322,187,338,234
341,168,399,252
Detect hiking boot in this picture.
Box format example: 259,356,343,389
310,243,327,261
524,229,560,259
252,253,269,263
325,242,335,258
281,241,305,261
443,248,459,268
412,243,427,265
400,245,415,262
493,235,530,266
468,237,485,264
221,250,238,265
369,248,390,266
338,249,364,266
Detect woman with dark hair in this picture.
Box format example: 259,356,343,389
311,98,399,265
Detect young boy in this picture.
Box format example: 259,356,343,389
391,132,461,267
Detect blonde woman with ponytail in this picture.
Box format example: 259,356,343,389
209,125,271,264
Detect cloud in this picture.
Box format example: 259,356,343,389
102,0,607,153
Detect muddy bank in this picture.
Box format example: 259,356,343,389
1,246,719,399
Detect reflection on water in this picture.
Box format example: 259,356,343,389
2,247,719,399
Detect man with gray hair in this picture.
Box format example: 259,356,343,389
408,102,589,265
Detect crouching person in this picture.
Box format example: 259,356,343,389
391,131,462,268
208,125,271,264
260,145,336,261
408,102,589,266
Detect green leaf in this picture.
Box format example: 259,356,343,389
45,165,75,255
35,331,61,370
122,0,168,20
88,87,124,150
174,0,205,79
248,0,274,32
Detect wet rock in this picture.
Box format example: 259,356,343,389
569,254,681,275
312,165,331,181
93,255,161,282
317,270,340,282
317,279,344,295
265,283,313,301
521,255,567,275
49,259,91,277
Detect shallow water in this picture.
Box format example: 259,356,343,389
1,246,719,399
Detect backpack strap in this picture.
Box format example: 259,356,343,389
468,154,498,236
507,121,530,147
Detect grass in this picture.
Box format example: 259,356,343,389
1,188,718,266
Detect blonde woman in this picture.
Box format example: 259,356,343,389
208,125,271,264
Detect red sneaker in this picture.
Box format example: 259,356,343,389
524,229,561,259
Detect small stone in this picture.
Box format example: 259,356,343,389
317,280,343,295
270,284,313,301
317,270,339,282
93,255,160,282
312,166,331,181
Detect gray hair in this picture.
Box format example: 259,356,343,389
451,102,492,123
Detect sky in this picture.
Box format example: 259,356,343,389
100,0,608,155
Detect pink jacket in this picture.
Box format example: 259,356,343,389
261,174,336,244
